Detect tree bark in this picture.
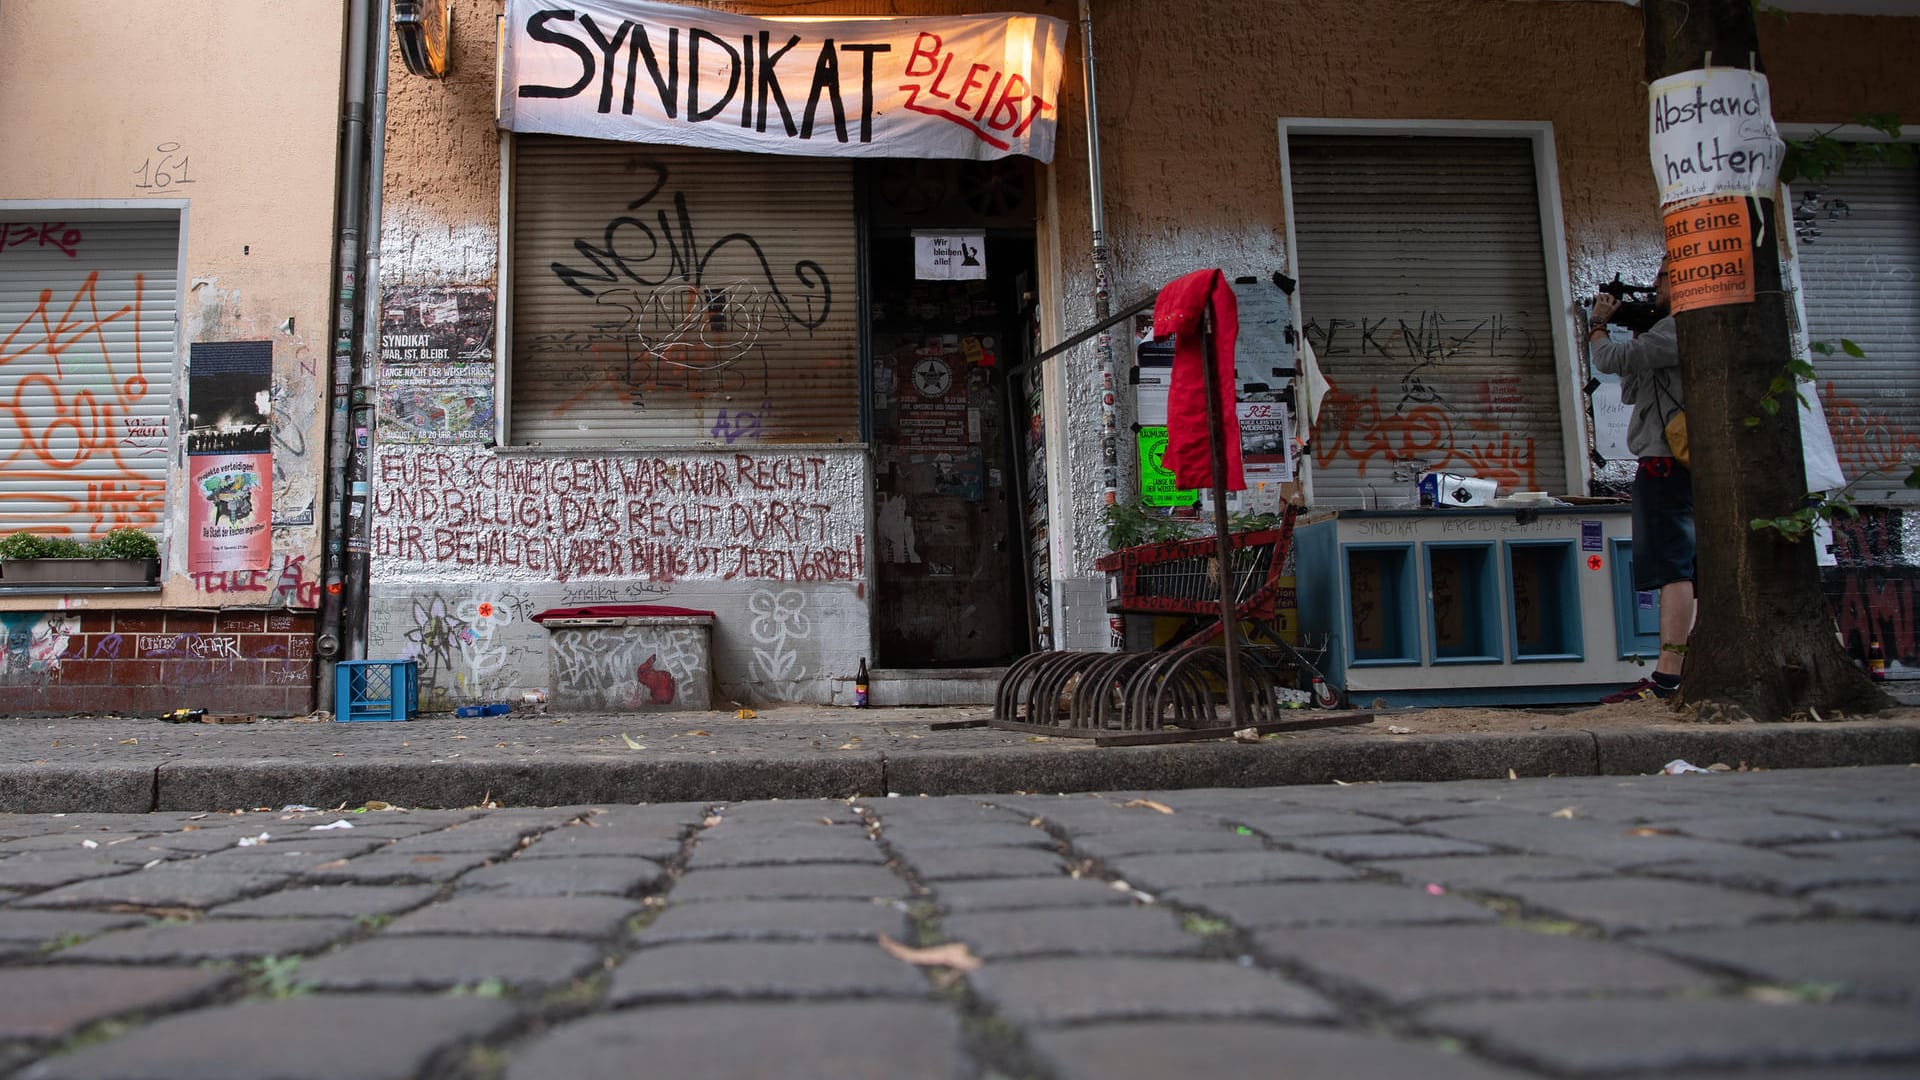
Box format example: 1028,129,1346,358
1643,0,1890,719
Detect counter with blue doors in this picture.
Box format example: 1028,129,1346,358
1293,507,1659,708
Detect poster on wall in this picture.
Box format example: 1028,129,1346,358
1228,274,1296,396
378,285,497,443
497,0,1068,162
1590,369,1634,461
1663,195,1755,313
187,341,273,573
1137,427,1195,507
1647,68,1784,207
895,344,971,453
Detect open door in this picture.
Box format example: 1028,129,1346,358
865,159,1037,668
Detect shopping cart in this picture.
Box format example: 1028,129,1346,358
992,506,1354,744
1096,504,1336,705
989,268,1363,744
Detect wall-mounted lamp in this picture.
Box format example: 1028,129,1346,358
394,0,451,78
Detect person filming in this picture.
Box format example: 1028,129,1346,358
1590,263,1695,701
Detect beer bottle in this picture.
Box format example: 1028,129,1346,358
855,658,870,706
1868,640,1887,681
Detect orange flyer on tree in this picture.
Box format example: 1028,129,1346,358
1663,195,1754,313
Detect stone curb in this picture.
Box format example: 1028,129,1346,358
0,721,1912,813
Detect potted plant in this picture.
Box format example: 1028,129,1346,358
0,528,161,587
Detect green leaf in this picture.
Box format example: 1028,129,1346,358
1810,342,1835,356
1853,112,1903,139
1768,376,1791,394
1744,416,1762,428
1840,339,1866,358
1786,358,1818,380
1760,396,1781,416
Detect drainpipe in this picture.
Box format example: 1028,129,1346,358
343,0,394,660
1078,0,1123,648
1078,0,1117,510
318,0,377,704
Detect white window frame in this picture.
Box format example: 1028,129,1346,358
495,132,515,450
1275,119,1585,503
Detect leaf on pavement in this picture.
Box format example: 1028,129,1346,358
1549,807,1577,819
877,934,981,973
621,733,646,750
1120,799,1175,815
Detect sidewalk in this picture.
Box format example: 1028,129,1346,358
3,702,1916,813
3,767,1918,1078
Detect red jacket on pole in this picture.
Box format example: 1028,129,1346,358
1153,269,1245,491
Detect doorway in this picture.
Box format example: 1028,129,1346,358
864,159,1037,668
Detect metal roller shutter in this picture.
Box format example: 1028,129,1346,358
1290,135,1565,506
0,217,177,538
1794,157,1920,503
510,136,860,446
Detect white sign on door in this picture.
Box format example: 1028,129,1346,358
914,232,987,281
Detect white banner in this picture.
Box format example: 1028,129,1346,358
1648,67,1786,206
499,0,1067,162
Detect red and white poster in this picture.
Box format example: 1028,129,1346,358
187,453,272,573
187,341,274,573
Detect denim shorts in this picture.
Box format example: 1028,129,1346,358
1632,457,1695,591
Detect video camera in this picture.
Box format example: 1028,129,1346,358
1593,273,1662,334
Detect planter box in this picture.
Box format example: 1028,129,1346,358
0,558,160,587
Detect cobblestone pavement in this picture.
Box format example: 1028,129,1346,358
0,766,1916,1079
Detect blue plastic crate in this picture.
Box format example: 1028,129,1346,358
335,659,418,722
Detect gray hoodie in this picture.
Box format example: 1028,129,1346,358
1590,315,1684,460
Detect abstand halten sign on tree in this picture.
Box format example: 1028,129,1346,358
1646,67,1784,314
497,0,1068,162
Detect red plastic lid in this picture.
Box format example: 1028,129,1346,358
531,605,716,623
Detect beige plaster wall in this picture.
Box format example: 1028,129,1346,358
0,0,348,610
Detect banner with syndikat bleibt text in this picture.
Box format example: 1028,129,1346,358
498,0,1067,162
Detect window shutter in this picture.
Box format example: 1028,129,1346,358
1795,157,1920,502
510,136,860,447
1290,135,1565,506
0,218,177,538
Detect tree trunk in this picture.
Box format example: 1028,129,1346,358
1643,1,1890,719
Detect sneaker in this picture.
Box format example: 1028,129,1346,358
1600,677,1675,704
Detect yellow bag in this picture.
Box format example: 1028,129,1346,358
1654,370,1690,469
1663,409,1690,469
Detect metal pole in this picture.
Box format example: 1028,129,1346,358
1078,0,1121,650
1077,0,1116,504
1199,305,1245,726
343,0,394,660
319,0,376,706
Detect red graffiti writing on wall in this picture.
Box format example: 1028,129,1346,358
899,32,1053,152
1824,382,1920,476
370,527,863,585
371,448,862,583
0,271,164,534
1313,386,1539,492
1828,567,1918,668
188,555,321,608
0,223,82,259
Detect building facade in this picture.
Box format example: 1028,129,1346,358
0,0,1912,716
0,1,346,714
365,0,1918,710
